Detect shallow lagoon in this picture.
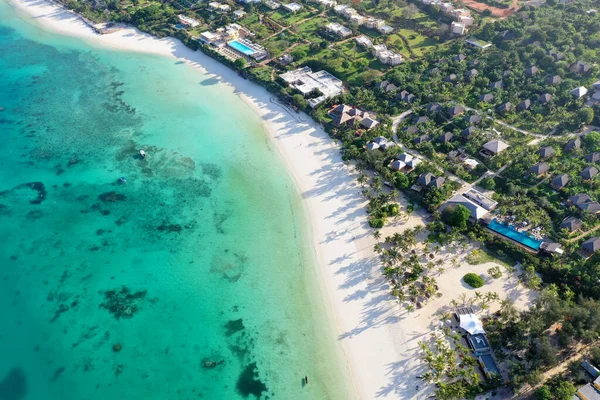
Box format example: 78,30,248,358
0,3,352,399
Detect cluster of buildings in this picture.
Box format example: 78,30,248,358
333,4,394,34
208,1,232,12
329,104,380,130
325,22,352,38
353,37,403,65
575,361,600,399
415,0,473,35
178,14,200,28
442,189,498,222
390,153,422,172
198,24,267,61
280,67,344,108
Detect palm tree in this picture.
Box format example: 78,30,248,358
373,230,381,240
374,244,383,254
357,173,368,186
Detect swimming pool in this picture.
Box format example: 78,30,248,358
487,219,542,250
228,40,255,56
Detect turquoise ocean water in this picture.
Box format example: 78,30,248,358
0,3,353,399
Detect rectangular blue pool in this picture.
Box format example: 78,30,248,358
228,40,255,56
487,219,542,251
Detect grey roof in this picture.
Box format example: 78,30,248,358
444,74,458,82
581,166,599,180
413,134,430,144
378,80,390,90
547,75,562,85
445,194,488,220
569,193,592,204
570,86,588,98
438,132,454,143
448,105,465,117
406,125,419,134
365,142,379,151
582,237,600,254
417,172,434,186
579,201,600,213
406,94,416,103
466,69,479,78
551,173,570,188
566,137,581,151
585,152,600,163
479,93,494,102
560,216,582,232
414,115,429,125
483,139,509,154
593,80,600,91
465,114,482,124
430,176,445,189
538,93,552,104
525,66,539,76
462,127,476,137
529,162,549,175
454,54,466,62
426,103,442,113
385,83,398,92
361,117,379,129
571,60,591,74
538,146,555,159
490,81,503,89
517,99,532,110
548,50,563,60
497,102,512,112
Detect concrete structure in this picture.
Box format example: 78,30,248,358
371,44,403,65
280,67,344,108
178,15,200,27
451,21,466,35
355,35,373,48
326,22,352,38
466,38,491,49
282,2,302,12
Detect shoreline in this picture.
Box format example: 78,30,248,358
5,0,419,398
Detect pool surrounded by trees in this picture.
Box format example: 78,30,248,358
487,219,542,251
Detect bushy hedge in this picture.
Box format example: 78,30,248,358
463,273,485,288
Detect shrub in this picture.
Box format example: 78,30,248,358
369,218,385,229
463,273,485,288
488,266,503,279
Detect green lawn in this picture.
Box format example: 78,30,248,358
269,9,316,25
398,28,438,56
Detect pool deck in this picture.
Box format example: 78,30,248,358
483,224,540,254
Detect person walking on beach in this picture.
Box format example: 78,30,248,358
304,376,308,385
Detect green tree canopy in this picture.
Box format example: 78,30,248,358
442,204,471,230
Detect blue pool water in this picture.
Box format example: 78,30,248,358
487,219,542,250
228,40,255,55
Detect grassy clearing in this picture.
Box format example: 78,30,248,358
398,28,438,55
466,247,513,268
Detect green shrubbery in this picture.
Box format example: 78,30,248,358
463,273,485,288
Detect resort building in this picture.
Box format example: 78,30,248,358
233,9,247,19
178,15,200,28
550,173,570,190
450,21,466,35
364,17,385,30
349,14,365,25
329,104,379,130
325,22,352,38
309,0,336,7
264,0,281,9
481,139,509,157
570,86,588,98
355,35,373,48
465,39,492,50
239,0,261,3
282,2,302,12
280,67,344,108
377,24,394,35
199,31,222,46
371,44,403,65
581,237,600,258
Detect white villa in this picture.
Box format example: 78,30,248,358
233,9,246,18
326,22,353,38
364,17,385,29
355,35,373,48
451,21,466,35
280,67,344,108
178,14,200,28
372,44,403,65
378,24,394,34
282,2,302,12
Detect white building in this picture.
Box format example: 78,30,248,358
233,9,246,18
377,24,394,34
208,2,221,10
282,2,302,12
199,31,221,45
364,17,385,30
451,21,466,35
333,4,349,14
178,14,200,27
349,14,365,25
326,22,353,38
264,0,281,9
440,2,454,13
371,44,403,65
459,15,474,26
239,0,261,3
218,3,231,11
280,66,344,108
355,35,373,48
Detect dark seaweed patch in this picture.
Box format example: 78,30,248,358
200,163,221,180
0,182,47,204
157,223,182,233
99,286,147,319
236,362,267,398
0,367,27,400
224,319,245,337
98,192,126,203
26,210,43,220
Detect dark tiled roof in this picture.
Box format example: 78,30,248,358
538,146,555,159
560,216,582,232
581,166,599,180
582,237,600,254
585,152,600,163
529,162,549,175
551,174,570,188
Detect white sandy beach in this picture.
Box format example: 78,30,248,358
5,1,537,398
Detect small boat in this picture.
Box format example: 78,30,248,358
139,150,146,159
119,177,126,183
